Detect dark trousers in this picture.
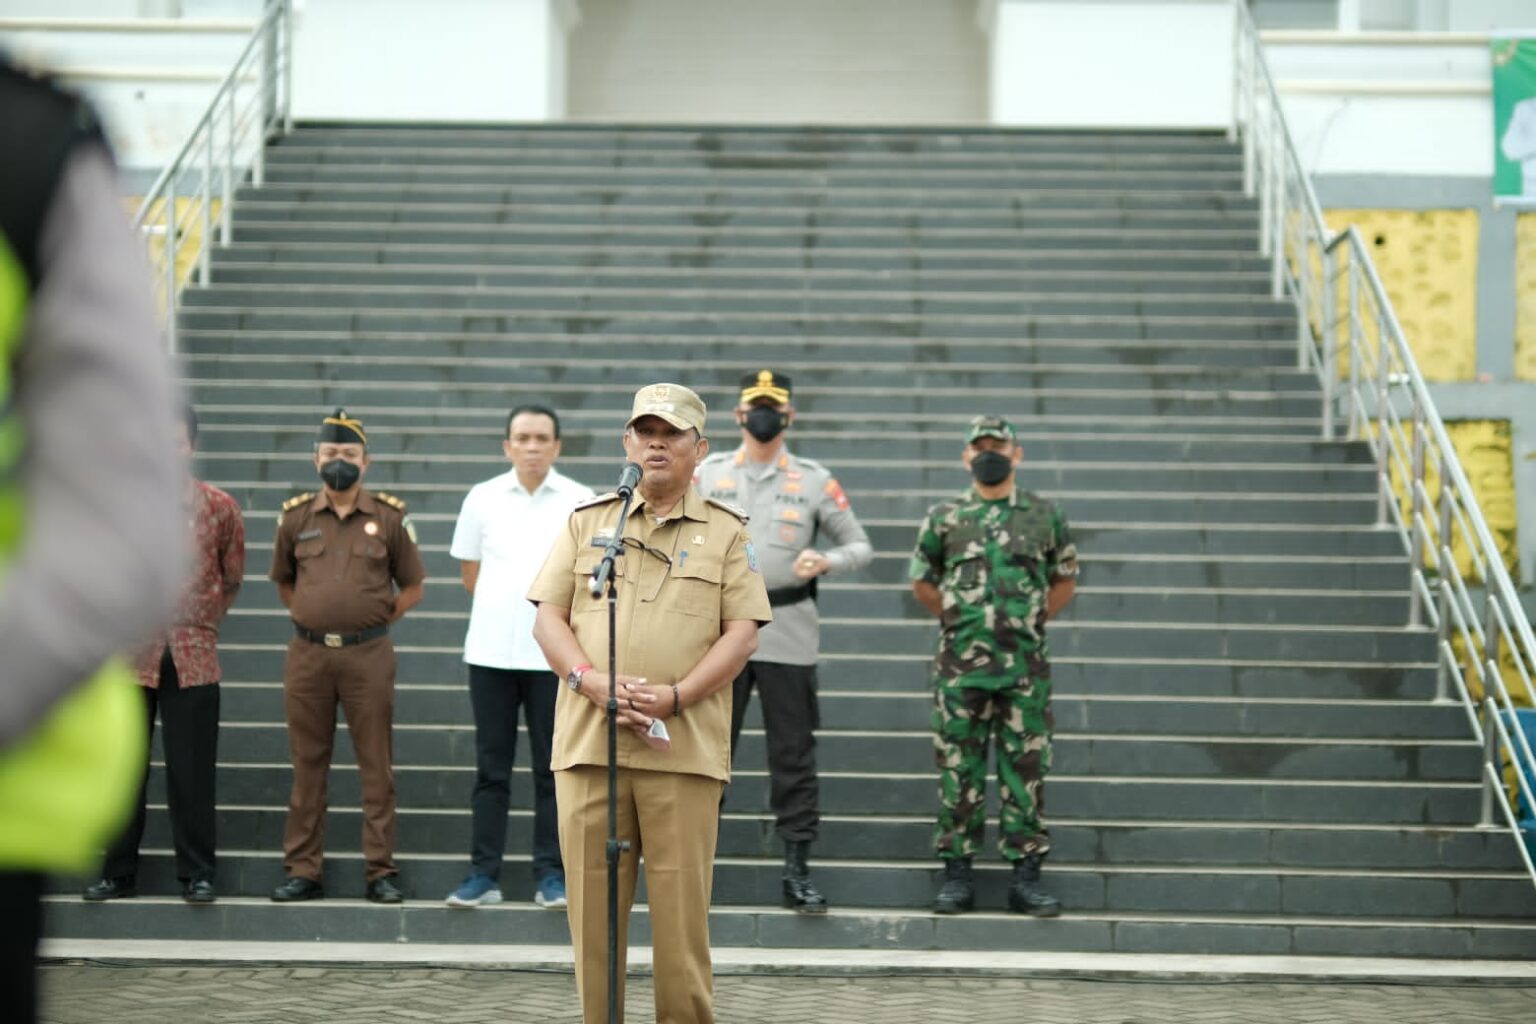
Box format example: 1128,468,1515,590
283,634,398,883
0,871,43,1024
103,648,219,883
728,660,820,843
467,665,562,882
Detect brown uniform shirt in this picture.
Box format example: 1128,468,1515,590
269,488,427,633
527,487,772,782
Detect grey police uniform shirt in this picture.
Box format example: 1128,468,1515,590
0,147,185,750
695,445,872,667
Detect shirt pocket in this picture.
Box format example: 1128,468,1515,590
768,509,810,550
670,552,723,620
939,554,986,630
295,538,326,560
572,548,623,615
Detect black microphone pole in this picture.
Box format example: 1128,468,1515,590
589,461,641,1024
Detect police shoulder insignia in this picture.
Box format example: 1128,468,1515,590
402,515,418,544
743,534,760,573
706,497,749,522
575,491,621,511
374,491,408,512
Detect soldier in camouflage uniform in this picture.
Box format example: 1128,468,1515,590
908,415,1078,916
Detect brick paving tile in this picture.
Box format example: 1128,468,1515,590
35,965,1536,1024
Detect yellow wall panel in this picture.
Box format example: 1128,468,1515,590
1323,209,1479,382
1517,213,1536,381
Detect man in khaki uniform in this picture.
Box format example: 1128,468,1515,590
269,410,426,904
530,383,771,1024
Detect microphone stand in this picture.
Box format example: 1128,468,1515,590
589,485,635,1024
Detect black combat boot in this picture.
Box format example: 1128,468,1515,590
1008,854,1061,917
782,840,829,914
931,857,974,915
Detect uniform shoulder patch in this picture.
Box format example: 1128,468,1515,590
706,497,749,522
282,492,314,513
374,491,407,512
575,491,621,511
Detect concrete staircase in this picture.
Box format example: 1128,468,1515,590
48,124,1536,959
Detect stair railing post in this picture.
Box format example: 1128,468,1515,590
1296,199,1311,369
199,121,213,286
1270,112,1285,299
1321,242,1336,439
220,89,235,245
164,175,178,355
1407,394,1426,627
1432,450,1453,703
1346,245,1362,441
281,0,295,135
1479,593,1504,828
1373,306,1391,528
1242,30,1257,197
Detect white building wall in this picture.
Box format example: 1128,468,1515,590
565,0,987,124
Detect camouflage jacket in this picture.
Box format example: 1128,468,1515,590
909,486,1078,688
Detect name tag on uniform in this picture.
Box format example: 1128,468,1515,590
590,530,615,548
297,529,323,541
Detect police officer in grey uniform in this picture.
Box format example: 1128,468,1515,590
695,370,872,913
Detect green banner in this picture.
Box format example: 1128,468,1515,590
1494,37,1536,202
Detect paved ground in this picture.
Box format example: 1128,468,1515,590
37,964,1536,1024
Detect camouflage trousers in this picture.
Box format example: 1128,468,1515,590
932,677,1053,861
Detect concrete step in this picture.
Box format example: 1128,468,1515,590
228,218,1264,253
208,259,1275,296
276,124,1248,157
50,849,1536,921
40,896,1536,958
204,649,1441,701
241,160,1249,189
213,683,1466,739
149,764,1479,825
217,481,1381,528
181,282,1293,319
217,240,1275,274
123,805,1525,870
265,138,1247,171
194,425,1370,466
179,306,1298,343
179,353,1320,391
187,722,1479,784
181,332,1299,370
194,452,1377,496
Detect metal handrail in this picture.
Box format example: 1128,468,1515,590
1232,0,1536,888
131,0,292,352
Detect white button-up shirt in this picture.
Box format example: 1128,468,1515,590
451,467,594,670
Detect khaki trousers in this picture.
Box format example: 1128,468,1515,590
557,765,724,1024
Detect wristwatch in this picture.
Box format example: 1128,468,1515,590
566,664,592,693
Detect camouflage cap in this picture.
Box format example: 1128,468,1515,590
966,414,1016,444
626,382,708,435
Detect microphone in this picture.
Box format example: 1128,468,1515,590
615,461,642,499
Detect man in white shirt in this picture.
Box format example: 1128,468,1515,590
445,405,593,908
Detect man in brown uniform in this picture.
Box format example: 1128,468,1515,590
530,383,771,1024
268,409,426,904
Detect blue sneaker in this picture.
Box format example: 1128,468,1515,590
445,873,502,908
534,875,567,909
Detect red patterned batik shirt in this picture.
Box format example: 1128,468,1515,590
134,479,246,687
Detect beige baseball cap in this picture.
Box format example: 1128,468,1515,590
625,382,708,434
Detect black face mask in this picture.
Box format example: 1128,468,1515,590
319,458,361,492
970,450,1012,487
743,406,789,443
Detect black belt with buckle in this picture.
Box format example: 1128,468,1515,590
766,580,818,607
294,624,390,648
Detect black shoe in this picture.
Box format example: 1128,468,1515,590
82,877,137,902
781,840,829,915
366,875,404,904
932,858,974,915
182,880,217,905
1008,854,1061,918
270,876,325,902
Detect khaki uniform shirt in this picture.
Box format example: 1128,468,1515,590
269,488,427,634
695,446,872,666
527,487,772,782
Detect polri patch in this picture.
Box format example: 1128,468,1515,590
745,539,760,573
